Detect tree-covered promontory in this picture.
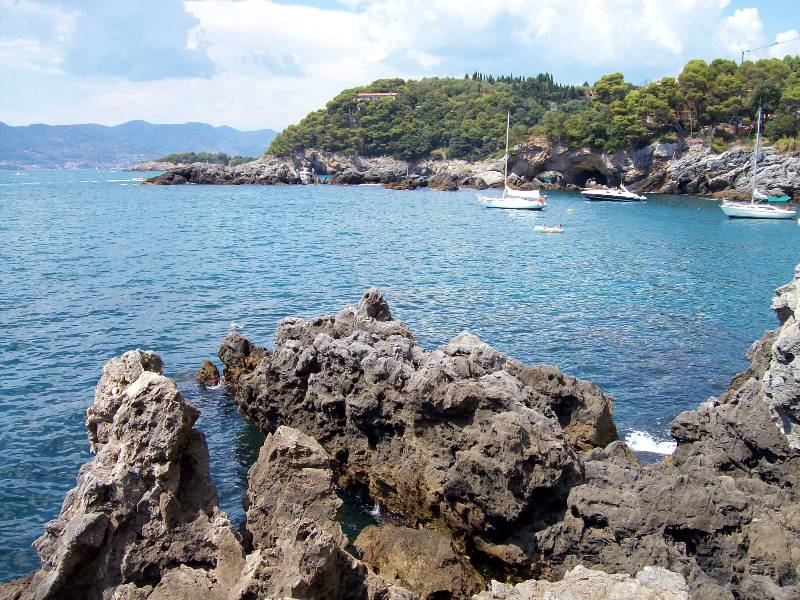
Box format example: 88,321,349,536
268,74,584,160
268,56,800,160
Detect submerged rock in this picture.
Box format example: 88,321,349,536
196,360,220,387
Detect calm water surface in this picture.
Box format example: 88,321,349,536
1,170,798,580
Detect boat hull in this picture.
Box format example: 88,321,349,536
720,203,797,219
580,192,645,202
478,195,546,210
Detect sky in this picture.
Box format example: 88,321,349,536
0,0,798,131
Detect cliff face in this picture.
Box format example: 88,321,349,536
144,140,799,199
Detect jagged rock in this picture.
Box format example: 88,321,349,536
238,425,416,600
385,179,420,190
196,360,220,387
220,290,618,570
23,350,244,600
218,331,265,384
506,364,618,451
4,351,415,600
473,565,689,600
355,524,484,599
533,264,800,599
331,169,365,185
221,272,800,599
429,172,459,191
145,157,304,185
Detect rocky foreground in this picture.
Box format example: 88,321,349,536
144,139,800,199
2,268,799,599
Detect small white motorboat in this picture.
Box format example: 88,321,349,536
477,112,547,210
533,224,564,233
580,184,646,202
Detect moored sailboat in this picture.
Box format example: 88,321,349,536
477,113,547,210
720,107,796,220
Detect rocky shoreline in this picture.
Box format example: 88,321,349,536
143,139,800,199
2,267,799,599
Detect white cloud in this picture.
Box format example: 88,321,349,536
2,0,796,130
769,29,800,58
717,7,764,55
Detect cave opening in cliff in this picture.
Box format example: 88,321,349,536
572,169,609,187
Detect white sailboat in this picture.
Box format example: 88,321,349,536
720,107,796,219
477,113,547,210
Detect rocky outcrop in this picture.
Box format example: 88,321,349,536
2,350,414,600
237,426,415,600
531,266,800,599
221,269,800,599
196,360,220,387
21,349,244,600
7,267,800,599
145,139,798,197
474,565,689,600
145,156,306,185
218,289,616,570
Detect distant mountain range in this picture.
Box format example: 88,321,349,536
0,120,277,169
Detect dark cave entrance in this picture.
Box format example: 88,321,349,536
572,169,610,187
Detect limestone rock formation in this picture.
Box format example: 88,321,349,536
3,350,415,600
533,266,800,599
474,565,688,600
221,272,800,599
219,290,616,567
236,425,416,600
145,156,306,185
26,350,244,600
144,138,798,197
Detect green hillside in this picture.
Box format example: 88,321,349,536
269,57,800,160
268,74,584,160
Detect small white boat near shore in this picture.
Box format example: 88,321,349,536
533,224,563,233
580,184,646,202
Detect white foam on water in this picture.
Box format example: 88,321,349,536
625,430,677,455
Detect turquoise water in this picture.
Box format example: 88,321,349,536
1,169,798,581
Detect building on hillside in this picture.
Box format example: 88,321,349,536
355,92,398,101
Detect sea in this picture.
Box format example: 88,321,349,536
1,169,797,581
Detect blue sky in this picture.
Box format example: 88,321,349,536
0,0,798,130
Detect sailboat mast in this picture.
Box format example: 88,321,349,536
503,111,510,198
751,106,761,204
